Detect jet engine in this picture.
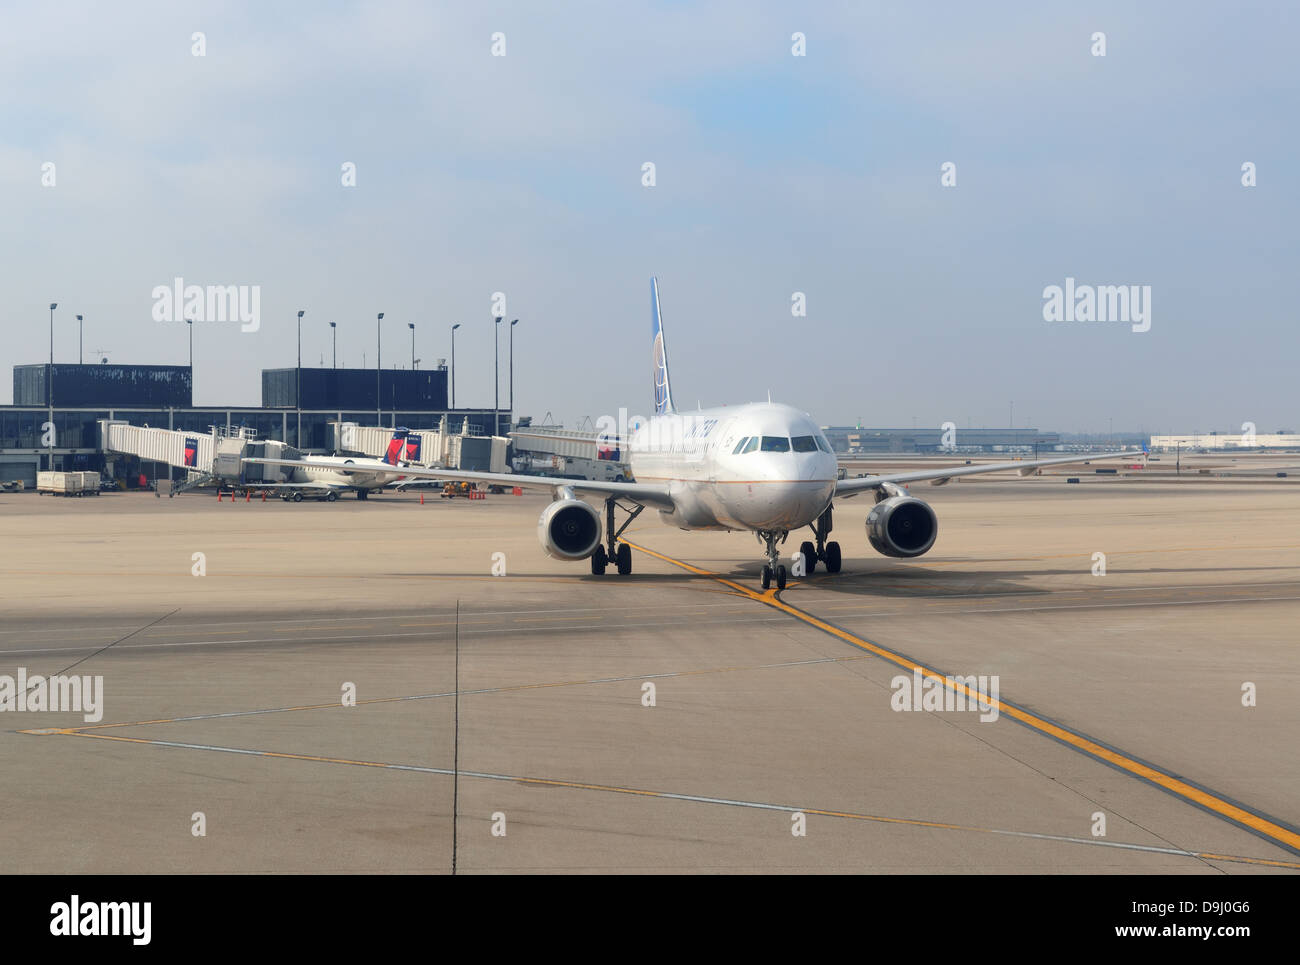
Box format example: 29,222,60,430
866,494,938,558
538,498,602,560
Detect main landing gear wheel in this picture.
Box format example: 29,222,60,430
590,497,644,577
824,541,841,573
292,491,304,502
809,506,841,574
799,540,817,575
357,489,368,500
760,565,772,590
326,491,338,502
776,565,787,590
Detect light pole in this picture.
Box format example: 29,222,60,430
48,303,56,407
509,318,518,428
76,314,83,365
493,316,501,435
329,322,336,369
409,322,416,369
450,323,460,409
296,310,305,445
376,312,384,424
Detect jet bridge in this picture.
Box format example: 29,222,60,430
328,417,510,473
99,421,300,490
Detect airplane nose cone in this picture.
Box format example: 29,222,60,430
741,477,834,530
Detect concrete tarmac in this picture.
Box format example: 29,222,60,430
0,479,1296,873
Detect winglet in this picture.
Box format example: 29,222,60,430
651,277,675,415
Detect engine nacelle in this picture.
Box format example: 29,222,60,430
866,495,938,558
538,498,602,560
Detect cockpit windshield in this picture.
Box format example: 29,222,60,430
734,434,828,455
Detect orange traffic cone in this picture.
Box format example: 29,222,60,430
245,490,251,502
420,493,424,504
261,490,266,502
217,490,223,502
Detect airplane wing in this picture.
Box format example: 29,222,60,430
834,449,1142,497
508,430,627,446
247,480,352,491
244,457,675,508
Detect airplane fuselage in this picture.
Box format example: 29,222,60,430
627,402,838,532
286,457,405,490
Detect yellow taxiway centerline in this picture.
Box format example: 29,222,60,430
621,538,1300,857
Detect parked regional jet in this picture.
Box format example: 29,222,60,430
249,279,1141,587
243,430,412,500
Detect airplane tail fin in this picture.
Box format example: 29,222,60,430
404,432,422,463
383,429,408,466
651,276,675,415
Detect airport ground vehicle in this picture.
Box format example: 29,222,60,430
37,471,101,497
440,481,478,498
278,489,339,503
441,481,483,499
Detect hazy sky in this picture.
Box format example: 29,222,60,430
2,1,1295,433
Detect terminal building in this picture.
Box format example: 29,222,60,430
0,361,507,489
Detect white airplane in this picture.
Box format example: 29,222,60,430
243,430,413,501
254,279,1141,586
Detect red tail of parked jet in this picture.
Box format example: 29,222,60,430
383,429,408,466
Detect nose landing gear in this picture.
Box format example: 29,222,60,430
758,531,788,590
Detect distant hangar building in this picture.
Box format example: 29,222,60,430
1150,432,1300,450
822,426,1061,453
